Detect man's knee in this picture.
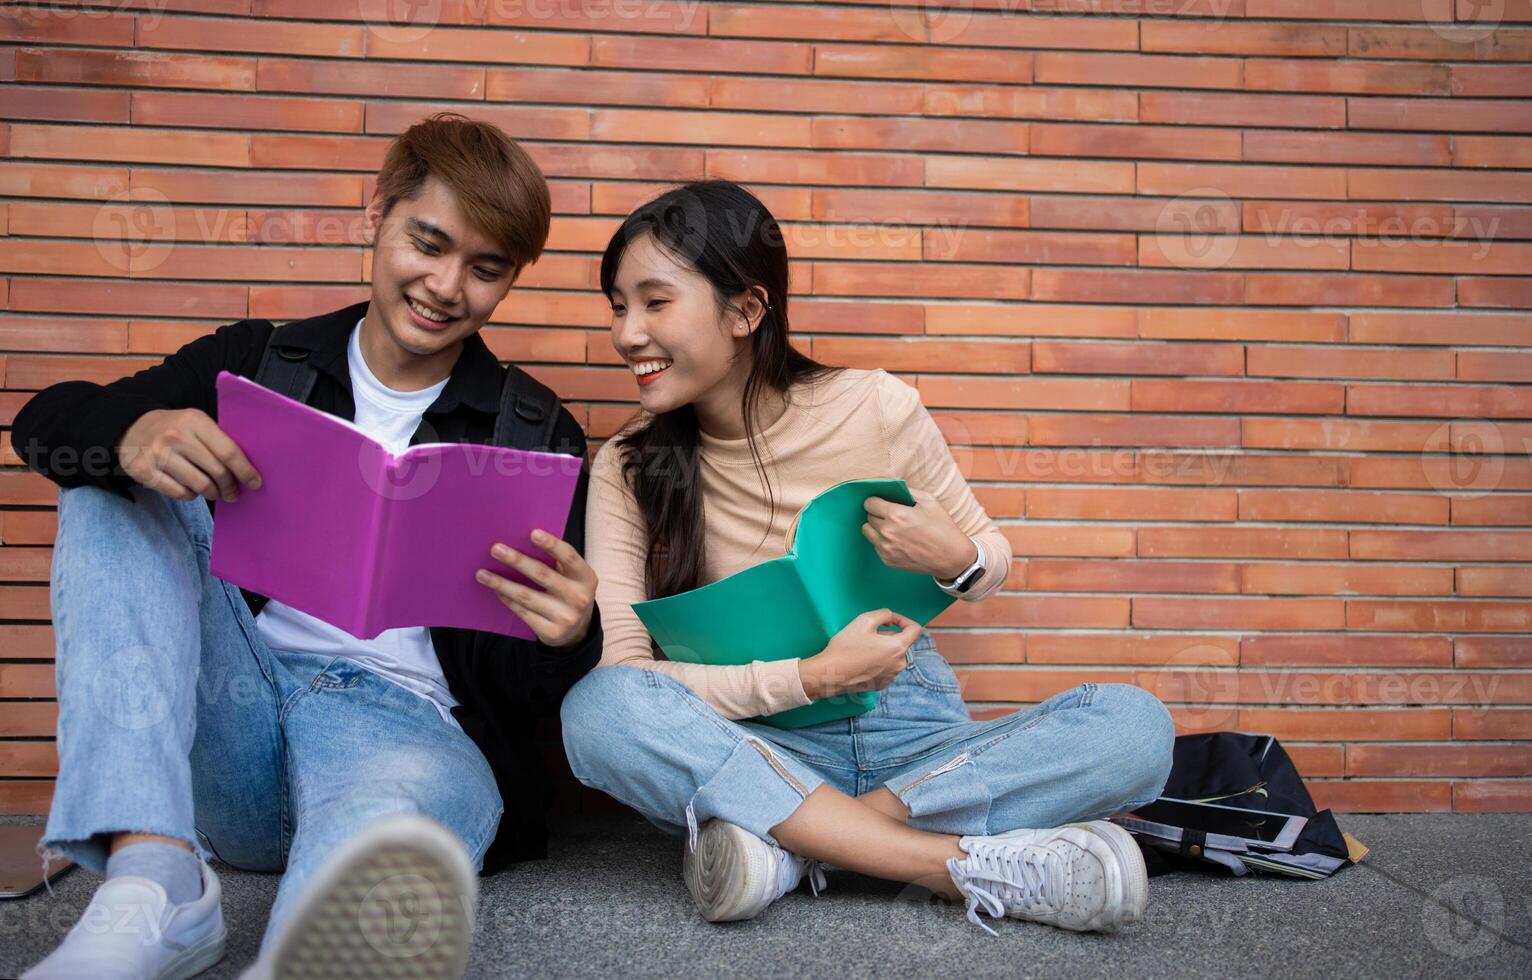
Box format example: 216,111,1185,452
1095,683,1176,807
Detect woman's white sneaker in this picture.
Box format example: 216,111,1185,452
683,819,826,922
946,819,1148,935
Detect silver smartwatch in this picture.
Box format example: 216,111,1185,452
937,538,986,595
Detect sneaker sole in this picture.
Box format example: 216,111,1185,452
258,814,476,979
1073,820,1148,930
160,924,227,980
683,821,775,923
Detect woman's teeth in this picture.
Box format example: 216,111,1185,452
632,360,671,376
407,297,451,322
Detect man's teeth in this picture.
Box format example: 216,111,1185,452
408,297,450,322
633,360,671,376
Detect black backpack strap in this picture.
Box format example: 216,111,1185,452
492,363,562,453
254,321,320,404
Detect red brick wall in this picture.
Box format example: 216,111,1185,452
2,1,1530,816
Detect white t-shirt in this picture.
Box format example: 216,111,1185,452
256,319,461,729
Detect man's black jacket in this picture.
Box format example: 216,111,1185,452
12,300,602,873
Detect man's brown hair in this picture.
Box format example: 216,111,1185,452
375,112,550,272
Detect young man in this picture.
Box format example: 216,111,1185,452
12,113,602,980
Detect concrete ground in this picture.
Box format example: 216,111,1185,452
2,812,1529,978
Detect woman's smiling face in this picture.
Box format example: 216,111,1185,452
607,232,758,417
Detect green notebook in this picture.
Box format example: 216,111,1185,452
632,478,957,729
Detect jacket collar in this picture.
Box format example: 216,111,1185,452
274,300,505,416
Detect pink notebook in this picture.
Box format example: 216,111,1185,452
209,370,583,640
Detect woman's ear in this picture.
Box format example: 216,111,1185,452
732,285,770,337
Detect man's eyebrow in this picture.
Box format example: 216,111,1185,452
406,217,512,266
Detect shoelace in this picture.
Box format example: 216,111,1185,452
947,841,1061,936
778,849,829,898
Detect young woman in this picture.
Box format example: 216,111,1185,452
561,180,1175,935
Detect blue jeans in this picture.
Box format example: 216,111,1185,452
41,486,503,950
561,633,1174,847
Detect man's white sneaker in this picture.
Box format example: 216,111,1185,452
946,819,1148,935
23,858,225,980
683,819,827,922
241,813,476,980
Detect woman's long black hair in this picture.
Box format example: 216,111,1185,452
599,180,838,603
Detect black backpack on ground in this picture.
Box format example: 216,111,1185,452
253,320,562,452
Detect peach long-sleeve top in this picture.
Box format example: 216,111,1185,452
584,367,1012,720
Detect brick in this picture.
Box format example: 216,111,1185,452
1240,490,1448,524
1139,162,1347,200
969,486,1027,519
591,181,809,219
10,123,249,167
927,156,1134,194
372,27,588,65
1242,634,1452,667
485,0,703,33
1035,193,1239,234
1140,527,1349,560
534,143,704,181
708,149,921,188
1311,780,1452,813
259,58,483,99
139,13,366,57
1033,341,1242,377
1453,495,1532,526
1458,566,1532,597
1028,487,1237,522
1134,596,1345,630
1454,782,1532,813
1349,312,1532,346
954,667,1132,703
0,511,56,546
1354,530,1532,562
791,299,923,336
814,44,1030,85
934,412,1029,448
0,84,130,123
1246,130,1451,167
1141,91,1343,128
1459,351,1532,383
1459,277,1532,308
1141,452,1345,488
1027,633,1239,667
1143,233,1349,272
0,703,54,737
0,161,128,198
1349,98,1532,134
1243,418,1445,452
1240,707,1450,741
938,595,1129,630
367,102,590,141
1035,123,1241,162
1348,600,1532,633
1035,52,1241,90
918,376,1127,412
1144,20,1342,57
1348,384,1532,420
1454,135,1532,169
814,338,1029,374
819,115,1029,155
1133,380,1343,415
1453,708,1532,739
1139,308,1345,343
924,85,1136,123
0,5,134,45
934,11,1139,51
1355,239,1532,276
1032,269,1244,306
813,189,1028,230
1003,525,1136,559
1028,414,1239,449
5,354,159,390
1242,562,1453,597
924,303,1135,339
1244,273,1454,307
927,631,1025,665
0,781,54,816
14,47,256,90
1246,58,1449,96
716,76,921,115
489,68,705,108
595,109,808,148
1028,559,1240,594
1353,671,1532,705
0,317,128,353
814,263,1027,301
10,201,246,243
0,547,52,582
595,35,810,75
931,230,1133,266
0,586,49,620
1350,168,1532,203
1245,200,1456,238
131,168,363,207
1350,456,1532,493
